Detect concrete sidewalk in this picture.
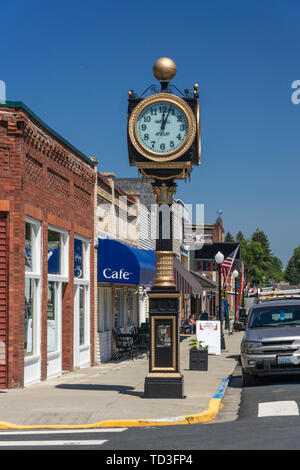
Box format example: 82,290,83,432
0,332,243,429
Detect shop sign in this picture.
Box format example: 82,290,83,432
196,320,221,355
102,268,132,281
97,238,155,285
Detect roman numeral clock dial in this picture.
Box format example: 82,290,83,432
128,93,196,162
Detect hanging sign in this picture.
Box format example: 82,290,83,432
196,320,221,355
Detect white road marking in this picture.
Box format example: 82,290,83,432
0,428,127,435
0,440,108,447
258,401,299,417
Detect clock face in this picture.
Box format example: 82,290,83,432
136,101,189,155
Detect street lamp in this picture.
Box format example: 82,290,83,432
232,269,239,321
214,251,225,350
215,251,224,266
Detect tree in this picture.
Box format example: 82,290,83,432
285,246,300,285
225,232,235,242
240,238,267,284
251,228,273,279
269,256,284,283
251,229,272,260
236,231,245,242
231,228,283,286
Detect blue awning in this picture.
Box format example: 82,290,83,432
97,238,155,286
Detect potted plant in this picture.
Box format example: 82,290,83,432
189,338,208,371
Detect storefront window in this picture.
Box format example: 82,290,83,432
47,281,58,353
25,223,32,272
128,289,137,326
48,229,61,275
98,287,111,332
114,288,124,329
74,235,89,351
24,218,41,362
74,239,83,279
24,278,34,356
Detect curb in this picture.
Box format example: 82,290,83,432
0,377,231,430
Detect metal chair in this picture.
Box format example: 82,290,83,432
112,329,136,361
135,327,150,358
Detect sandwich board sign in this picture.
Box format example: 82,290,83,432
196,321,221,356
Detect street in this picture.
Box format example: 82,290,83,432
2,366,300,451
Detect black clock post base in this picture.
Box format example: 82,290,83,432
144,373,184,399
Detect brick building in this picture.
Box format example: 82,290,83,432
0,101,96,388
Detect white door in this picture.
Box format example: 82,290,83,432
47,281,62,379
24,278,41,386
74,284,90,368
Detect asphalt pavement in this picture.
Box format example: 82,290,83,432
0,331,243,430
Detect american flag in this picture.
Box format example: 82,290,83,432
222,247,239,286
236,261,245,316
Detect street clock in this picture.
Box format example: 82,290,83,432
126,58,202,399
127,58,201,181
128,93,196,162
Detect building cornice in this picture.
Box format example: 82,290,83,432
0,101,97,168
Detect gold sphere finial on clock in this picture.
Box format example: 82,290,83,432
153,57,177,82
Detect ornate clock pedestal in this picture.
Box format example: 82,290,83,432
126,57,201,400
144,181,184,399
144,291,184,399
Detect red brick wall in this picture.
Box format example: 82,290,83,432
0,106,96,387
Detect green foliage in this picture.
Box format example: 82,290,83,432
251,229,272,266
285,246,300,285
225,232,235,242
236,229,283,285
270,256,284,283
241,238,266,284
236,231,245,242
189,339,208,350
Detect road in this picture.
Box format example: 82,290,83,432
2,366,300,452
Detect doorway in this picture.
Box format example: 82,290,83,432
47,281,62,379
74,284,90,368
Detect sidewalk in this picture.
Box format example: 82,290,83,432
0,332,243,429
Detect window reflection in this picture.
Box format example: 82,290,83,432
74,239,83,279
24,278,34,356
47,281,58,353
48,230,61,275
25,223,32,272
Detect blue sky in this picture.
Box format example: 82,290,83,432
1,0,300,267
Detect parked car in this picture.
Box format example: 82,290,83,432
240,297,300,386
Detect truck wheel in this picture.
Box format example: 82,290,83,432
242,368,257,387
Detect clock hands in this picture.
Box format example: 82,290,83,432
160,111,165,134
161,106,172,131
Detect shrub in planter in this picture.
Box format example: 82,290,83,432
189,339,208,371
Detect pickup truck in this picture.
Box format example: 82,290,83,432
240,294,300,386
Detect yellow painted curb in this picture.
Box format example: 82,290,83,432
0,398,223,430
